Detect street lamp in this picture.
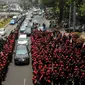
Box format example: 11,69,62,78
73,1,76,32
69,4,71,32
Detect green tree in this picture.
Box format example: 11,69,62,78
42,0,84,24
42,0,56,7
79,3,85,16
58,0,66,23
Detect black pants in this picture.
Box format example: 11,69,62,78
67,80,72,85
81,79,85,85
53,80,59,85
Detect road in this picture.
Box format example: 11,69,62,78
3,15,49,85
3,37,32,85
33,15,50,28
5,24,17,37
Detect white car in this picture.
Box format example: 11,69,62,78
38,11,42,15
18,34,28,45
0,28,6,36
20,26,26,33
33,11,37,15
42,10,44,13
26,17,32,22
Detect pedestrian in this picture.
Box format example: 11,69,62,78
42,23,46,31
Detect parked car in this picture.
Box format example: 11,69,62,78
17,34,28,45
14,45,29,65
0,28,6,36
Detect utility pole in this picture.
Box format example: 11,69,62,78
69,4,71,32
7,1,10,16
73,1,76,32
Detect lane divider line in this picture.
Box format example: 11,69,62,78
24,78,26,85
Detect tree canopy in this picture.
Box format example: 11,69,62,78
42,0,85,23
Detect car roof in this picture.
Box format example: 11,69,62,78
13,16,17,18
19,34,27,38
17,44,27,49
20,26,26,30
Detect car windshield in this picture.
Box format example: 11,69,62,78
18,38,26,41
16,49,27,54
16,45,27,54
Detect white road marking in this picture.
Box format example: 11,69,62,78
24,78,26,85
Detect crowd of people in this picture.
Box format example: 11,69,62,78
31,29,85,85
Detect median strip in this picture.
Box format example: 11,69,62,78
24,78,26,85
0,18,11,28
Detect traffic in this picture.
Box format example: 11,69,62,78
0,7,46,85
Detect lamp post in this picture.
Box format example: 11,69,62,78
69,4,71,32
73,1,76,32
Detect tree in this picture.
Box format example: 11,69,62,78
58,0,65,23
42,0,84,24
79,3,85,16
78,2,85,24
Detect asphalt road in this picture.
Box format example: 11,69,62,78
33,15,50,28
3,15,49,85
5,24,17,37
3,37,32,85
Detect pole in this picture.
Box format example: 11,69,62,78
69,4,71,32
73,1,76,32
8,2,10,16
